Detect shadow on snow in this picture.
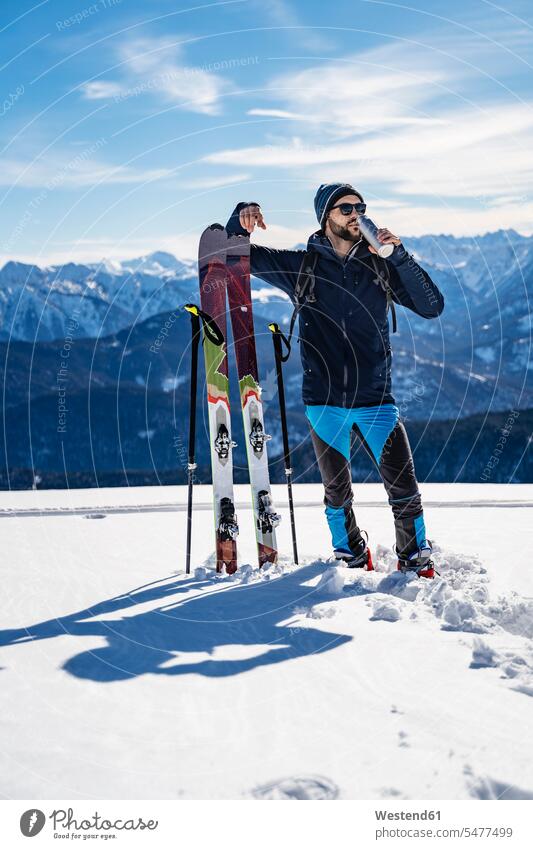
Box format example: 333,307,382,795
0,563,352,682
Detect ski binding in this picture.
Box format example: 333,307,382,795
256,490,281,534
218,497,239,541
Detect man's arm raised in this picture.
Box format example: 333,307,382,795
225,202,303,300
370,226,445,319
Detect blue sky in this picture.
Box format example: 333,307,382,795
1,0,532,264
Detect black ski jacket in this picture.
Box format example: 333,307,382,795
226,202,444,408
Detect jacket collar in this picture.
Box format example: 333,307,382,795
307,229,373,264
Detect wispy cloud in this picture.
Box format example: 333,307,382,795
180,173,251,190
201,17,533,228
247,108,311,120
262,58,457,138
82,81,123,100
80,36,231,115
257,0,335,51
1,155,173,189
204,99,533,204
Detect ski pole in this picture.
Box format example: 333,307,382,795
183,304,226,574
268,322,298,564
184,304,201,574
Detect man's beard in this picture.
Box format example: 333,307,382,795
328,218,360,241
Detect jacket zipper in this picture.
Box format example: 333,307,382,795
325,235,362,408
341,314,348,407
342,259,348,407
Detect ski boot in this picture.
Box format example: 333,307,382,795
334,530,374,571
396,541,435,579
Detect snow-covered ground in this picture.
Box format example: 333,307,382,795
1,483,532,801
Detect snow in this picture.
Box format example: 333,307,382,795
1,483,532,800
370,601,401,622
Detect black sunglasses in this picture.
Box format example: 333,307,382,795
329,202,366,216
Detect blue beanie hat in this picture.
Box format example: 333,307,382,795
314,183,364,227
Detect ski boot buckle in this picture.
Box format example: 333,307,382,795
396,543,436,579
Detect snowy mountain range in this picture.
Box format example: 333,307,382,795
0,230,531,487
1,228,531,348
1,308,531,487
0,251,197,343
1,229,531,412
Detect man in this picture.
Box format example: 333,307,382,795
226,183,445,578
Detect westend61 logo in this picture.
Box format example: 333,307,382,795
20,807,159,837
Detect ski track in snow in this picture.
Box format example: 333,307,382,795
0,499,531,518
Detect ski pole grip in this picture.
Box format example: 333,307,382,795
184,303,201,339
268,322,291,362
184,303,224,346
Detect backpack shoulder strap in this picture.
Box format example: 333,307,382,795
282,249,318,360
369,254,397,334
294,249,318,305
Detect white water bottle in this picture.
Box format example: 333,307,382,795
357,214,394,258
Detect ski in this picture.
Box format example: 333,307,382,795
198,224,238,574
225,231,280,566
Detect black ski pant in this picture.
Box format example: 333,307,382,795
305,404,428,558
